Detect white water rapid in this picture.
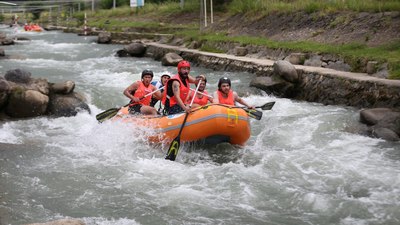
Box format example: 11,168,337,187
0,28,399,225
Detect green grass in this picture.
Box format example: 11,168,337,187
28,0,400,78
179,31,400,78
228,0,400,15
89,2,200,18
84,3,199,30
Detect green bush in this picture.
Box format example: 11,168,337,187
100,0,130,9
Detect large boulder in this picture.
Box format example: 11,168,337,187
0,69,90,119
124,42,146,57
115,49,130,57
250,75,296,98
5,69,32,83
97,32,111,44
161,52,183,66
0,77,10,108
6,88,49,117
47,92,90,117
359,108,400,141
50,80,75,94
273,60,299,83
1,39,14,45
4,69,49,95
29,78,50,95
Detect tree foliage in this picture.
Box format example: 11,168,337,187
100,0,130,9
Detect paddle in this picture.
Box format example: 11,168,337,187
165,82,202,161
243,108,263,120
256,101,275,110
242,101,276,120
95,86,164,123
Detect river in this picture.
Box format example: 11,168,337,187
0,28,399,225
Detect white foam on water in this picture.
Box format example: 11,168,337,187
0,122,24,144
82,217,141,225
1,31,400,225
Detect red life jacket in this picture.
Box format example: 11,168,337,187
190,90,209,106
129,81,154,106
217,90,235,105
163,74,190,108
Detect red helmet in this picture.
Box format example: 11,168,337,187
177,60,190,72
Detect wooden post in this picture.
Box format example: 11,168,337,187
84,12,87,35
210,0,213,24
204,0,207,27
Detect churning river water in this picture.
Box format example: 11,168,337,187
0,28,399,225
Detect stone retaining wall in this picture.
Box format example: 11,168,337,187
295,70,400,108
145,43,400,109
63,28,399,109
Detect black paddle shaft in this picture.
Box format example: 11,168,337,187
165,111,190,161
165,80,202,161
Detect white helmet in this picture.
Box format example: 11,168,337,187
161,71,171,78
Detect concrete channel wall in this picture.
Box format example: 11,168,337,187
145,42,400,109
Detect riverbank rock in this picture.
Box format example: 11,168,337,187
97,31,111,44
116,42,146,57
0,69,90,119
47,92,90,117
6,89,49,117
359,108,400,141
0,32,14,45
5,68,32,83
250,60,298,98
50,80,75,94
161,52,183,66
0,77,10,108
273,60,299,83
124,42,146,57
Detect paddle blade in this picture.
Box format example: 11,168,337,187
165,137,181,161
95,108,119,123
258,101,275,110
244,108,263,120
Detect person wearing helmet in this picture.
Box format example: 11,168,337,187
150,71,171,108
163,60,205,115
123,69,162,115
185,75,213,108
213,77,255,109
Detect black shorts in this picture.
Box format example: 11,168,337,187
129,104,142,114
167,104,184,115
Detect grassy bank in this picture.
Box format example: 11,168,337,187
227,0,400,14
42,0,400,78
180,31,400,78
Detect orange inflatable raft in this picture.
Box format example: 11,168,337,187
24,24,43,32
113,104,251,145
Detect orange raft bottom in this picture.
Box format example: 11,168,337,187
24,26,43,32
113,104,251,146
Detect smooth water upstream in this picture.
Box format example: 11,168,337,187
0,29,399,225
